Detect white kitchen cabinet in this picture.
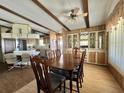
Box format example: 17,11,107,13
28,34,40,39
1,33,12,38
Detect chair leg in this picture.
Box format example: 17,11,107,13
8,63,17,71
81,75,83,83
79,78,82,88
76,80,80,93
37,86,40,93
8,66,15,71
63,81,66,93
59,83,62,91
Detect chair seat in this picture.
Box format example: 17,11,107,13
51,69,78,80
49,73,65,91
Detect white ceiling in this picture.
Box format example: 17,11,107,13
0,0,119,34
41,0,86,30
0,9,49,34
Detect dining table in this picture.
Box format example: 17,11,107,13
46,53,81,93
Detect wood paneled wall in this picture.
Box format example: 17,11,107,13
107,0,124,91
108,64,124,91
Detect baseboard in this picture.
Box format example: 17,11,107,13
108,64,124,91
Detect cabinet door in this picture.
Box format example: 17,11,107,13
98,32,105,49
89,32,96,48
67,33,79,49
80,32,88,48
67,34,73,48
88,52,96,63
1,33,12,38
73,34,79,48
97,52,105,64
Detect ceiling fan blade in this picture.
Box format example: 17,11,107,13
77,12,88,17
82,13,88,17
73,7,80,14
61,9,71,14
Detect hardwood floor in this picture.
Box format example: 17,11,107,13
14,64,124,93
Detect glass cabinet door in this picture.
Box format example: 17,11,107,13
67,33,79,48
89,33,96,48
73,34,78,48
98,32,105,49
67,35,73,48
80,32,88,48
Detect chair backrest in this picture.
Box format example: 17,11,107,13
39,49,46,57
21,53,30,62
4,53,17,64
77,50,86,77
55,49,61,57
81,49,86,62
72,47,80,55
30,56,52,93
46,50,55,60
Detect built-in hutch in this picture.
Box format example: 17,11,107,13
65,25,107,65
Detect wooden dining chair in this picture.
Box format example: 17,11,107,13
21,53,30,66
4,53,21,70
46,50,55,60
30,56,66,93
67,50,86,93
72,47,80,55
55,49,61,57
75,50,86,88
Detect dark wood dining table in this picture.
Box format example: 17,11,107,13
46,53,81,93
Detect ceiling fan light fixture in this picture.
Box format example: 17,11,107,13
70,13,77,19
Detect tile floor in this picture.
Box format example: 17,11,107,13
14,64,124,93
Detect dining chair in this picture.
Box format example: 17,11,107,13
72,47,80,55
74,50,86,88
46,50,55,60
4,53,20,70
50,49,61,74
30,56,66,93
55,49,61,57
66,50,86,93
21,53,30,66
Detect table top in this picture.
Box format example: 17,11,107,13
46,53,81,71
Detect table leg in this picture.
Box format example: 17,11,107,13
69,71,73,93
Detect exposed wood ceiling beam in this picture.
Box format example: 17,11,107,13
32,29,49,35
32,0,71,31
0,25,11,29
0,18,13,24
0,5,56,32
81,0,90,28
0,18,48,35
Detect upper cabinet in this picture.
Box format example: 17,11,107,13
12,24,31,34
1,24,40,39
28,34,40,39
89,31,105,49
89,32,96,48
98,32,105,49
67,31,105,49
1,33,12,38
80,32,88,48
67,33,79,49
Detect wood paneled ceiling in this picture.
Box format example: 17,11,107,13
0,0,119,34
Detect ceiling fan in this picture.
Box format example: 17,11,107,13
59,7,88,21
